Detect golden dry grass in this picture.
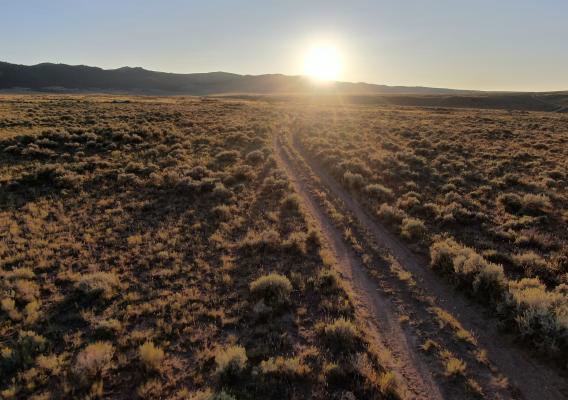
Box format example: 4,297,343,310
0,95,398,399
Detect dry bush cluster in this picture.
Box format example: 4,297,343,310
0,96,398,399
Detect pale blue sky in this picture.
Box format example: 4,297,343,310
1,1,567,91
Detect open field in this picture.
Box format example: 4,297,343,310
223,92,568,112
1,95,567,399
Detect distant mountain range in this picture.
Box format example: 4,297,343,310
0,61,477,95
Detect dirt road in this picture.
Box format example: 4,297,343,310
274,135,444,400
274,132,568,400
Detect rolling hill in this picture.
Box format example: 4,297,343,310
0,61,474,95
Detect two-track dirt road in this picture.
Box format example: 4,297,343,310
273,133,568,400
274,135,444,400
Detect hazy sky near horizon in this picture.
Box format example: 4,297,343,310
2,1,567,91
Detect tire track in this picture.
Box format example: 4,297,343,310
274,135,444,400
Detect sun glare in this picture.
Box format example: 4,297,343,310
303,44,342,81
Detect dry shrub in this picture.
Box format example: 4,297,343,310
250,273,292,308
214,345,247,377
189,390,236,400
75,342,114,378
430,239,506,301
400,217,426,242
497,193,522,214
36,354,63,375
443,353,467,377
378,370,398,397
429,239,460,275
137,378,164,399
514,228,556,251
377,203,405,227
365,183,393,203
550,247,568,277
12,279,39,303
396,193,421,212
240,229,281,254
473,262,506,300
513,252,549,278
245,150,264,165
318,270,341,294
280,194,302,213
321,318,360,353
283,231,307,255
521,193,551,215
1,298,21,321
259,356,310,377
213,205,232,221
215,150,239,164
14,330,47,369
343,171,365,190
212,183,233,201
76,272,120,299
139,342,165,372
503,278,568,347
433,239,568,351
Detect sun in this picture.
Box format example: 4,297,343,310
303,44,342,81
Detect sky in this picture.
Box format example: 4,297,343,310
1,0,567,91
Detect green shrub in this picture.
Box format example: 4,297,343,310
250,273,292,308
